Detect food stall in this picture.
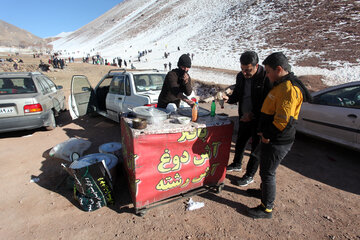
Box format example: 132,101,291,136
120,107,233,215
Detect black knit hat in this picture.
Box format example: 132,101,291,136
177,54,192,68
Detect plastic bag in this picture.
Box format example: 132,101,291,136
186,198,204,211
62,160,114,212
49,138,91,161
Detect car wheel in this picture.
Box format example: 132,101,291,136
46,111,56,131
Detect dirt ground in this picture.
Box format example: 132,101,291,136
0,55,359,240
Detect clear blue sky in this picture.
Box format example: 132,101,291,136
1,0,121,38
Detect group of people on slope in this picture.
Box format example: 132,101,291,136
157,51,310,219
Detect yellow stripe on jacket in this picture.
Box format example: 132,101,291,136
261,80,303,132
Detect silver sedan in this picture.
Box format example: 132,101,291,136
0,72,66,133
295,81,360,151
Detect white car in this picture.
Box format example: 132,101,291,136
69,69,194,122
295,81,360,151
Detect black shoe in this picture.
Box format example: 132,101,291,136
247,205,272,219
235,176,254,186
226,163,242,172
246,188,261,199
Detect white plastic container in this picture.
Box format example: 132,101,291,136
70,153,119,182
177,116,191,124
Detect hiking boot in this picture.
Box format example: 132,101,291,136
235,176,254,186
246,188,261,199
247,204,272,219
226,163,242,172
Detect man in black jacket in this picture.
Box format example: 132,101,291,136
224,51,272,187
158,54,194,108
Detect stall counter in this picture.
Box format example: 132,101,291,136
120,114,234,215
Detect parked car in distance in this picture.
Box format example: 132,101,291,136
295,81,360,151
0,72,66,133
69,68,194,122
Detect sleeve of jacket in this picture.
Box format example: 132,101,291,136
166,72,183,98
181,76,192,96
227,72,242,104
261,84,300,140
253,76,272,119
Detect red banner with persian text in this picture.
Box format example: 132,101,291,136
121,118,233,209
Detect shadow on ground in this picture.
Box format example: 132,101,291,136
282,133,360,195
33,111,135,214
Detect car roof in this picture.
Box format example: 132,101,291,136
313,81,360,96
0,72,44,78
106,69,166,76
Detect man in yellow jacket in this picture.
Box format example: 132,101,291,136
247,52,311,219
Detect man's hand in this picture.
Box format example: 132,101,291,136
223,95,229,103
261,136,270,144
240,112,254,122
184,98,195,107
183,72,190,84
258,133,270,144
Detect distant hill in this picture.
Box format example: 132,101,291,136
0,20,52,51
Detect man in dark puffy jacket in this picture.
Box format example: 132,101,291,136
224,51,272,187
157,54,194,108
247,52,311,219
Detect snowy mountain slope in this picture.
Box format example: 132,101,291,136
53,0,241,58
51,0,360,86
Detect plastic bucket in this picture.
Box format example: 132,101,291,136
69,153,118,181
98,142,123,163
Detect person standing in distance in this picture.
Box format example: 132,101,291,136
224,51,271,186
247,52,311,219
158,54,194,108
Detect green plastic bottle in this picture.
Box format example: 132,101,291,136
211,100,216,117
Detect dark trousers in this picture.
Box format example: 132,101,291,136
259,142,293,210
233,120,260,176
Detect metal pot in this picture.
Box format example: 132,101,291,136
131,106,170,124
132,118,147,129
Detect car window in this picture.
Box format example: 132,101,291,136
0,77,36,94
133,74,165,92
150,74,165,89
42,76,57,92
72,76,91,94
23,78,37,93
36,77,47,94
99,77,113,88
125,76,131,96
109,76,125,95
36,76,51,94
313,85,360,109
